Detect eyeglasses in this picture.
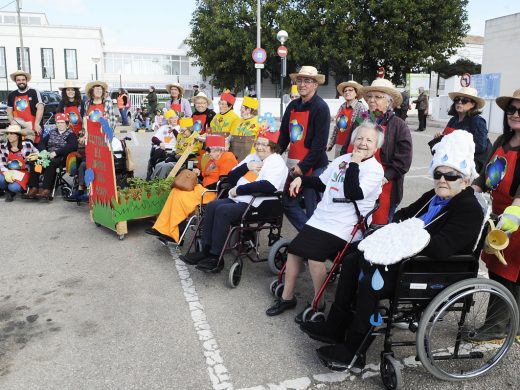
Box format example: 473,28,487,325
366,94,386,101
295,78,316,85
254,141,270,148
453,97,471,105
433,170,462,181
505,105,520,116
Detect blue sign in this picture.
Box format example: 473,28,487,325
252,48,267,64
471,73,501,99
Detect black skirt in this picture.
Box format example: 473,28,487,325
288,224,347,262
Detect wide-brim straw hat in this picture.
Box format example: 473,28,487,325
336,81,363,96
362,78,402,107
10,69,31,82
289,66,325,85
59,80,81,90
0,124,25,135
166,83,185,96
495,88,520,111
84,80,108,93
448,87,485,110
192,92,211,105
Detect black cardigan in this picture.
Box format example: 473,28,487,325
393,187,484,260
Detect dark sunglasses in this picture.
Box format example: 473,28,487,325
453,97,471,105
433,170,462,181
505,105,520,116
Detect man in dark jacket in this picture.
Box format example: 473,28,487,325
146,86,158,122
413,87,429,131
278,66,330,231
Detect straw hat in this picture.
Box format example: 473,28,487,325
0,124,24,135
362,79,402,107
336,81,363,96
10,69,31,82
448,87,485,110
192,92,211,105
59,80,81,90
495,88,520,111
166,83,185,96
289,66,325,85
84,80,108,94
242,96,259,110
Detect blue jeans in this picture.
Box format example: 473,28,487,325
0,173,23,193
119,108,129,125
283,165,327,232
135,119,142,129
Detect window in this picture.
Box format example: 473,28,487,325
64,49,78,79
4,16,16,24
16,47,31,73
103,52,191,76
41,48,54,79
0,47,6,78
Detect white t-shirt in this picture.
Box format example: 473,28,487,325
231,153,289,208
307,154,384,241
154,124,178,150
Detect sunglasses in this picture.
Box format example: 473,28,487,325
505,106,520,116
433,170,462,181
453,97,471,105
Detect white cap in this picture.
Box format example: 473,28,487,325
429,130,478,180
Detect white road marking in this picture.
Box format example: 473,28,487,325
170,249,234,390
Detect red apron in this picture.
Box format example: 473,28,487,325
335,107,354,146
170,102,182,115
6,150,29,190
442,127,456,135
370,125,392,225
482,147,520,282
14,94,39,144
287,110,313,175
192,113,208,135
86,103,105,124
64,105,82,135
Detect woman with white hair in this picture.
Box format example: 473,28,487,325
301,130,484,370
340,78,413,225
266,122,385,317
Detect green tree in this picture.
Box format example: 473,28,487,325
187,0,470,92
431,58,482,79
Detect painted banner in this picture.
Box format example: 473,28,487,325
406,73,430,98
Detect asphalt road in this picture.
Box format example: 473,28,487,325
1,121,518,390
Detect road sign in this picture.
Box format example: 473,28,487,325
254,63,265,69
377,67,385,78
277,45,288,58
460,73,471,87
252,48,267,64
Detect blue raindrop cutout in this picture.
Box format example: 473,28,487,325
460,160,467,169
370,313,383,326
358,269,364,281
100,117,114,142
441,154,448,162
85,168,95,187
371,269,384,291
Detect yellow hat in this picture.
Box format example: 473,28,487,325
290,85,299,95
179,118,194,128
164,110,177,120
243,96,259,110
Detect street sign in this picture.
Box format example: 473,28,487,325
377,67,385,78
460,73,471,87
277,45,288,58
254,63,265,69
252,48,267,64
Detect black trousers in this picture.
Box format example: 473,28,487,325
27,157,64,190
417,109,427,130
201,198,248,256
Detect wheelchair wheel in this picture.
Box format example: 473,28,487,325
227,261,242,288
267,238,291,275
61,186,72,198
416,278,519,382
380,355,403,390
269,281,284,298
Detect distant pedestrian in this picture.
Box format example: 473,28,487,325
394,90,409,121
413,87,428,131
146,86,158,122
117,88,130,126
193,84,200,96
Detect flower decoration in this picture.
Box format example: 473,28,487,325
258,112,277,133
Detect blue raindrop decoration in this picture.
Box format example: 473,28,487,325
358,269,364,281
370,313,383,326
85,168,95,187
371,268,384,291
100,117,114,143
441,154,448,162
460,160,467,169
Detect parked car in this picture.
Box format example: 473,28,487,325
0,102,8,129
41,91,61,125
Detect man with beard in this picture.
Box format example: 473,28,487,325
7,70,44,143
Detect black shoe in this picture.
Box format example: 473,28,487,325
295,302,326,324
180,251,208,265
5,191,15,202
316,344,365,371
145,227,162,237
300,321,345,344
157,236,175,246
266,297,297,316
196,257,224,273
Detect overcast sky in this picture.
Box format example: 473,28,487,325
6,0,520,49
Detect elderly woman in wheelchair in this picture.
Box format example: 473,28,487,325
146,135,237,245
299,131,519,382
181,128,288,273
266,122,385,318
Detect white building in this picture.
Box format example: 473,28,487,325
0,11,201,100
449,35,484,65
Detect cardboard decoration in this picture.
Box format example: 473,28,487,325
87,118,171,240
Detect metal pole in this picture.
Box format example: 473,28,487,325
49,77,52,91
280,57,285,119
16,0,25,71
95,64,98,80
256,0,261,115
